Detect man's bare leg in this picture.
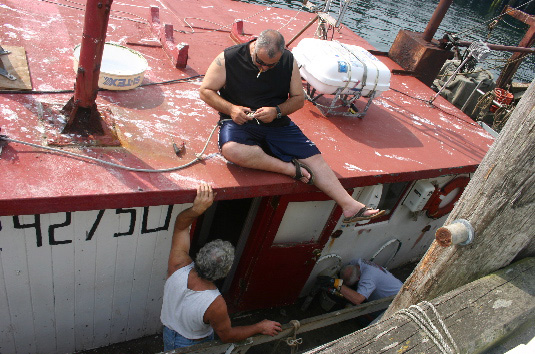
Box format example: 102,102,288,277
298,154,379,218
222,142,312,183
222,143,379,218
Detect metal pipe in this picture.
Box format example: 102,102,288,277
74,0,113,107
435,219,474,247
335,0,353,28
422,0,453,42
287,15,319,47
456,40,535,54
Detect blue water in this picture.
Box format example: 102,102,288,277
243,0,535,83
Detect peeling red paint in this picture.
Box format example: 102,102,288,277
411,224,432,249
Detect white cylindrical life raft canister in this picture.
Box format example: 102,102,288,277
292,38,391,97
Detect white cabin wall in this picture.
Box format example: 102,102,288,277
0,203,190,354
301,176,460,297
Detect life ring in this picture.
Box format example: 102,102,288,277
426,177,470,219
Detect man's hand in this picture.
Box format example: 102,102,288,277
252,106,277,124
191,183,215,215
257,320,282,336
316,276,343,291
230,105,254,125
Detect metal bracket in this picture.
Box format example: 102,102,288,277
0,67,17,81
0,130,8,156
0,45,16,81
224,337,254,354
307,84,377,118
0,45,10,55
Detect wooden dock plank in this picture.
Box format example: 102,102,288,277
304,257,535,354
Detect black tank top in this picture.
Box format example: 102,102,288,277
219,40,293,127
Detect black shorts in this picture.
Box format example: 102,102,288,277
218,120,321,162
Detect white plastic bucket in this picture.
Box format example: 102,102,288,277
73,43,148,90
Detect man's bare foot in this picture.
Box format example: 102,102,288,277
342,206,385,223
289,159,314,185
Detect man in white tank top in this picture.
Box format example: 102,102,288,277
161,183,282,350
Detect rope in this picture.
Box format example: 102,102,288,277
0,75,204,95
472,90,495,119
285,320,302,354
396,301,459,354
492,104,514,132
182,7,270,34
455,0,535,38
0,122,220,173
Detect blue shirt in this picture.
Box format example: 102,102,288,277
350,258,403,301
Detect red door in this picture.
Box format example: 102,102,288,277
227,192,343,312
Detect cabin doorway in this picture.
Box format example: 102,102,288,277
227,192,343,312
190,197,259,291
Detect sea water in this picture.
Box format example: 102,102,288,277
245,0,534,84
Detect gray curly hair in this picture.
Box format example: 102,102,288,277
341,264,361,287
256,29,285,58
195,239,235,282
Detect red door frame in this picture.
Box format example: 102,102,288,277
226,191,344,312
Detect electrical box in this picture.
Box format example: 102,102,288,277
402,181,435,212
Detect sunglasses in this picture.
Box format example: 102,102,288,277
254,51,279,68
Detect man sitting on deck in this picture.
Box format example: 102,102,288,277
161,183,282,350
199,29,384,223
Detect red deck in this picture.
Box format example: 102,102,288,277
0,0,494,216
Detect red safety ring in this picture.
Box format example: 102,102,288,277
426,177,470,219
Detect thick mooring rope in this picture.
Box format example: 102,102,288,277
396,301,459,354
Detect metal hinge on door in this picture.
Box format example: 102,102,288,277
305,249,322,265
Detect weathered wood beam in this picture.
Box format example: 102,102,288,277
303,258,535,354
384,79,535,316
159,296,393,354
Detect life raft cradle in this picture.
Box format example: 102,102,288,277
306,83,378,118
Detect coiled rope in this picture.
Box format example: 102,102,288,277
396,301,459,354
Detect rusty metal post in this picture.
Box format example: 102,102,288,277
62,0,113,135
422,0,453,42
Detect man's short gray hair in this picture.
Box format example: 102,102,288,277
195,239,235,282
256,29,285,58
341,264,361,287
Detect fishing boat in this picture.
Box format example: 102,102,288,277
0,0,502,353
